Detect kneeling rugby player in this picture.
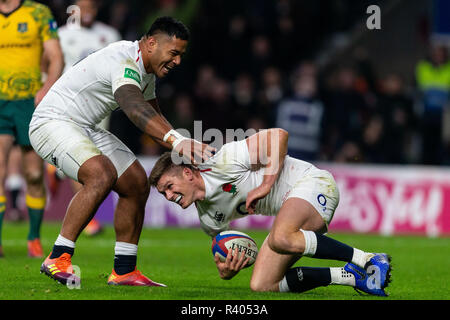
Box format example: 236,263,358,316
149,128,392,296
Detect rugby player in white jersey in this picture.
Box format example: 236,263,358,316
29,16,215,287
48,0,123,236
149,128,392,296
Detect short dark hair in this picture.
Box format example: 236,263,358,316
146,16,190,40
148,152,195,187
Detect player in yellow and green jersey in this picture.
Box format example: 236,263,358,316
0,0,64,257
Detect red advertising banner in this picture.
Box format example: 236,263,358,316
322,164,450,237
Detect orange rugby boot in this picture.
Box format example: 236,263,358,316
40,252,79,285
28,238,44,258
83,218,103,236
46,164,61,196
107,268,166,287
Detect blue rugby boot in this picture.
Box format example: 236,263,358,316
364,253,392,291
344,261,391,297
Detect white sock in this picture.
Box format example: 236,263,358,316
300,229,317,257
114,242,138,256
54,234,76,248
352,248,374,268
330,267,355,286
279,276,291,293
5,174,24,190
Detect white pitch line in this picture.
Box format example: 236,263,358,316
1,238,208,248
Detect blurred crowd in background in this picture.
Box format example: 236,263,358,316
41,0,450,166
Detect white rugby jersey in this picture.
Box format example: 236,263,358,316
58,22,121,73
196,139,316,236
31,40,156,127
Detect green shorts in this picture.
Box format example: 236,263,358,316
0,98,35,146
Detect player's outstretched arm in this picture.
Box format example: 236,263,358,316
245,128,289,214
115,84,174,148
114,84,215,163
147,98,163,115
147,98,175,132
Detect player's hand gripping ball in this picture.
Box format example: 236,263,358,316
212,230,258,267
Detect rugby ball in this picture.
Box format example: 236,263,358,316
211,230,258,267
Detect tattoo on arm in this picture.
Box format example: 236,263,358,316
148,98,162,114
114,84,158,131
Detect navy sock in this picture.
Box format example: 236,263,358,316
114,255,137,275
285,267,331,293
11,189,20,209
313,232,354,262
50,245,74,258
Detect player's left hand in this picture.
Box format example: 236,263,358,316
214,247,250,280
245,184,272,215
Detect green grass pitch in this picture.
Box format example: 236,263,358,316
0,222,449,300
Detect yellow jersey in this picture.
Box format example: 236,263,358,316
0,0,58,100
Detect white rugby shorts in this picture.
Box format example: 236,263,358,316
284,168,340,228
29,119,136,182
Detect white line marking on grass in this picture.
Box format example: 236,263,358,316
1,239,206,248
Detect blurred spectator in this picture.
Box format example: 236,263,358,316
58,0,121,73
321,65,368,160
275,63,324,161
193,64,218,101
415,44,450,165
233,73,256,109
273,15,298,72
249,35,273,78
352,46,377,94
169,93,196,134
195,77,234,145
258,66,285,127
334,141,363,163
231,73,258,129
241,0,277,34
107,0,135,39
377,73,418,163
359,115,386,163
223,15,251,79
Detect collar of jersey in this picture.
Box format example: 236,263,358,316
199,169,213,201
0,0,24,17
134,40,149,75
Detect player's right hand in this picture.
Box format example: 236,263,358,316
214,247,250,280
173,138,216,165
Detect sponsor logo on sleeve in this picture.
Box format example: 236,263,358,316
124,67,141,84
48,19,58,31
